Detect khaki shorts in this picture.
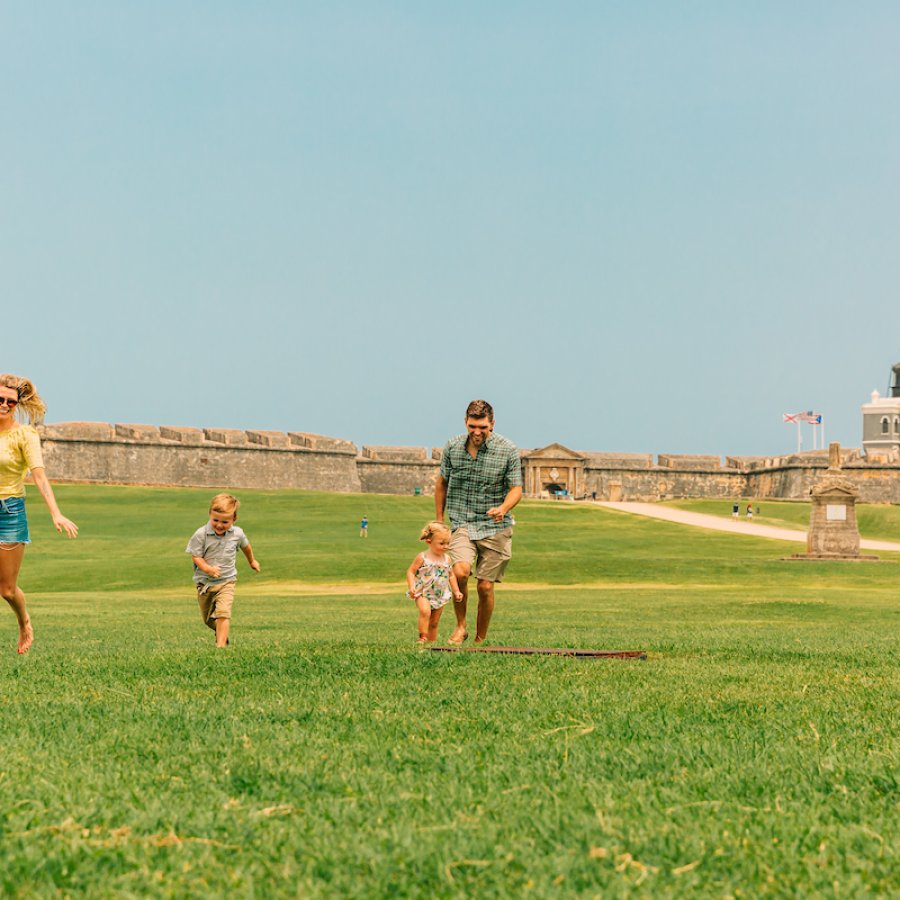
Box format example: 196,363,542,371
197,581,236,628
448,527,513,583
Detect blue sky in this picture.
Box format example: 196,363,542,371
4,3,898,456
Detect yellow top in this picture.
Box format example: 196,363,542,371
0,425,44,498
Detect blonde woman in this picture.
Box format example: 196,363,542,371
0,375,78,653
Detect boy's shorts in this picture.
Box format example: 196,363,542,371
197,581,236,627
448,527,513,583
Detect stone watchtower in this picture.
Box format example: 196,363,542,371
802,442,868,559
861,362,900,458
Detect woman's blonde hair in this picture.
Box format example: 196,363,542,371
0,374,46,425
419,520,451,542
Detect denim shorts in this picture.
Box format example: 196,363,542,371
0,497,30,545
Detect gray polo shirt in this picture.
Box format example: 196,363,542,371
186,524,249,585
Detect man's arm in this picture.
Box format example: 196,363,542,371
486,446,524,522
434,474,448,523
486,485,522,523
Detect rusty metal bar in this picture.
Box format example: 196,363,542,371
428,646,646,659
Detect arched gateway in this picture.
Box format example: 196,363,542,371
521,443,587,499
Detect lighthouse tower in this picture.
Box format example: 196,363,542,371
861,363,900,457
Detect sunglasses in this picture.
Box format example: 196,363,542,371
0,397,18,408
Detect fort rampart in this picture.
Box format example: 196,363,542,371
35,422,900,502
578,450,900,503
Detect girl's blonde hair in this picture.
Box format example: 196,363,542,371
419,520,451,542
0,374,46,425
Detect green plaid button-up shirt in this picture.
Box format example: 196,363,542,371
439,432,522,539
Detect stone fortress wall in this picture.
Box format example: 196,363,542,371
37,423,439,497
577,449,900,503
36,422,900,502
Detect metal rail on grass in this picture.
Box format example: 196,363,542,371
429,646,647,659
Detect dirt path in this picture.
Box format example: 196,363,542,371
596,501,900,552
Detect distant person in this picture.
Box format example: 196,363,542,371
405,521,462,644
746,503,754,519
732,502,740,518
186,493,260,648
360,515,368,538
0,374,78,654
435,399,523,645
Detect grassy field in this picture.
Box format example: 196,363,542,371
1,486,897,897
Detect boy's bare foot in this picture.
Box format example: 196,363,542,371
17,618,33,654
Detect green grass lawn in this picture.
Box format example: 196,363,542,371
1,486,897,897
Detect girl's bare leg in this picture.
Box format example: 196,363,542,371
416,597,431,640
0,544,31,653
426,606,443,642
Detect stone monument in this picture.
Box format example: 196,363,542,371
798,442,873,559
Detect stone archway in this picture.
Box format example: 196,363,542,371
522,443,587,498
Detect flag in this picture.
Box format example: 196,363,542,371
784,411,822,424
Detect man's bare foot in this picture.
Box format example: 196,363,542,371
447,628,468,645
17,618,33,654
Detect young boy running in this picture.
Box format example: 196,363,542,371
186,493,260,647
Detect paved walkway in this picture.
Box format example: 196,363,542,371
596,502,900,552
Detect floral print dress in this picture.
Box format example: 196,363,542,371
408,551,453,610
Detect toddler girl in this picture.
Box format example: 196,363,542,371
406,521,462,644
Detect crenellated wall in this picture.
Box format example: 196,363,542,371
356,446,441,495
578,448,900,502
33,422,900,501
38,423,367,493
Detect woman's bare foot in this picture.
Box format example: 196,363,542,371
17,617,33,654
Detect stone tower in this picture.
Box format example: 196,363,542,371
861,362,900,458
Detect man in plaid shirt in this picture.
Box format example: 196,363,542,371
435,400,523,645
